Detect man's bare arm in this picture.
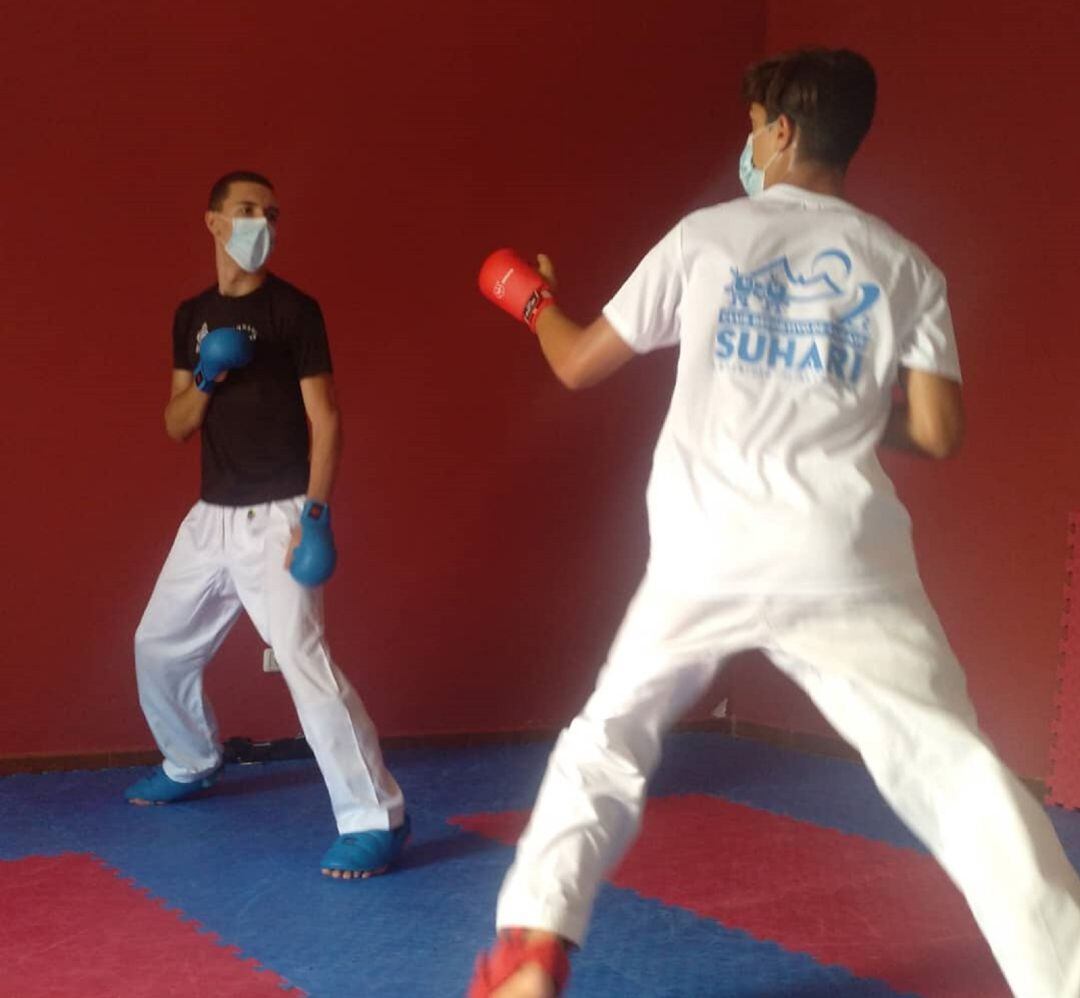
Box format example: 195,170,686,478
164,369,213,442
283,373,341,571
532,254,636,390
882,367,964,459
300,373,342,503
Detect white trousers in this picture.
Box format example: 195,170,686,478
134,498,404,835
496,578,1080,998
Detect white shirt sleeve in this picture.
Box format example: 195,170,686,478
898,261,962,382
602,223,684,353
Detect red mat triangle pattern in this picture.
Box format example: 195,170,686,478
453,794,1008,998
0,853,302,997
1048,512,1080,809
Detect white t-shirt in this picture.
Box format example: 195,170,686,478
603,183,960,595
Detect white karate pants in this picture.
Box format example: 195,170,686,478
134,498,404,834
496,578,1080,998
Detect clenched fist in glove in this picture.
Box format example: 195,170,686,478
477,249,557,333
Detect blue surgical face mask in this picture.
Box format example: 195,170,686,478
225,216,274,273
738,121,781,197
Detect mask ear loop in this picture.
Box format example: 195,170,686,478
759,118,794,188
752,119,779,181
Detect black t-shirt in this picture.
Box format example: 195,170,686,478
172,274,332,506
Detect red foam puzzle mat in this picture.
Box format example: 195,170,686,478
453,794,1008,998
1048,512,1080,809
0,853,302,997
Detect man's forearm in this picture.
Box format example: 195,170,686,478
164,383,212,442
535,305,586,383
880,367,964,460
306,411,342,503
880,401,921,454
535,307,635,390
881,399,959,457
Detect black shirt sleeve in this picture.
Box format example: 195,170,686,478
292,297,333,379
172,301,194,371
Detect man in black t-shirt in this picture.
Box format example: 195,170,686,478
127,171,408,879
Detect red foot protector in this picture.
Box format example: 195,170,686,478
469,928,571,998
453,795,1008,998
1048,512,1080,809
0,853,302,997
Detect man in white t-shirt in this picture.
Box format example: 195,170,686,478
470,49,1080,998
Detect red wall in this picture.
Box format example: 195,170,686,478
727,0,1080,775
4,1,1074,782
0,1,763,757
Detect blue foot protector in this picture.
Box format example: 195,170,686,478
320,814,411,875
124,764,223,804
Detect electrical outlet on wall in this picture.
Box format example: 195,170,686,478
262,648,280,673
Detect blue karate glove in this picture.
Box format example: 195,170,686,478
193,326,254,393
289,500,337,587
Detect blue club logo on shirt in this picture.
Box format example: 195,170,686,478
194,322,259,352
716,250,880,385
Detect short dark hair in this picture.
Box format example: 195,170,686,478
741,49,876,170
207,170,274,211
